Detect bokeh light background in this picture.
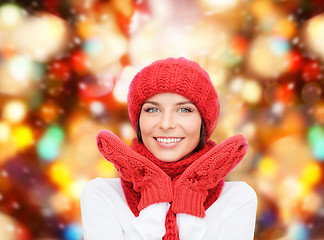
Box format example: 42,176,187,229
0,0,324,239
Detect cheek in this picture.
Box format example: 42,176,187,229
139,115,154,136
185,116,202,138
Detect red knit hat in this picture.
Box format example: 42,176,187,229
127,57,220,139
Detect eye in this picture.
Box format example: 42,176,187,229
178,107,193,113
144,107,160,113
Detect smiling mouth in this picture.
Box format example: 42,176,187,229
154,137,183,144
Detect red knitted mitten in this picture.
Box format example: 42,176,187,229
171,135,248,218
97,130,173,211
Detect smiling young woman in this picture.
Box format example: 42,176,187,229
139,93,202,162
81,57,257,240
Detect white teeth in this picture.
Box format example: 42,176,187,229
156,137,182,143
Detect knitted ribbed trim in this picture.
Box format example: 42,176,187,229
127,57,220,139
120,138,224,239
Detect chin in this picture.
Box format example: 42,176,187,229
154,153,182,162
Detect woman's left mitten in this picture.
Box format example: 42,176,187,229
97,129,173,211
172,135,248,218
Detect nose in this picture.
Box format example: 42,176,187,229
159,111,176,130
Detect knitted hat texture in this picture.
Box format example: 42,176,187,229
127,57,220,139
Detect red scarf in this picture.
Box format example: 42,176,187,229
121,138,225,239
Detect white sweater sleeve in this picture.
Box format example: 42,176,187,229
81,179,257,240
177,213,208,239
80,178,169,240
216,182,257,240
133,203,170,240
80,179,123,239
176,182,257,240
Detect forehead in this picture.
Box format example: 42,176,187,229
144,93,193,104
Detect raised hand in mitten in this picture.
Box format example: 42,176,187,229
171,135,248,218
97,130,173,211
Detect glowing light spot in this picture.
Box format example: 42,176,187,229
270,36,290,55
12,125,34,149
70,50,88,75
69,178,88,199
83,27,127,71
241,122,256,139
307,125,324,145
0,122,11,142
37,137,60,161
275,83,296,104
76,19,95,38
248,34,290,78
311,136,324,160
307,125,324,160
15,223,32,240
250,0,274,20
0,4,24,28
49,162,73,188
313,103,324,124
302,192,322,214
230,77,244,93
300,162,322,188
8,55,34,82
113,66,136,103
46,125,65,143
271,102,284,116
201,0,238,13
12,13,69,62
50,193,71,213
120,123,135,140
113,80,129,103
241,79,262,104
258,156,278,178
83,38,103,55
305,14,324,60
97,159,118,178
39,101,60,123
286,50,303,73
274,17,296,39
63,223,83,240
302,59,322,82
2,170,8,178
282,177,303,199
89,101,105,115
2,100,27,123
79,73,114,98
288,222,309,240
231,36,249,55
37,125,65,162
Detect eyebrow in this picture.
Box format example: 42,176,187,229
143,101,195,106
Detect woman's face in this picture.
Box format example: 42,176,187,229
139,93,202,162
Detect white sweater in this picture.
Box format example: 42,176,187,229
81,178,257,240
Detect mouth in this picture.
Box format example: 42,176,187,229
154,137,183,144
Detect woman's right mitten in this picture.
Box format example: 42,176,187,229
172,135,248,218
97,129,173,211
